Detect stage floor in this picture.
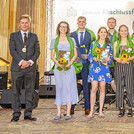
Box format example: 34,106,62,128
0,98,134,134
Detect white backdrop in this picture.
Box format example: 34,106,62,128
53,0,134,36
48,0,134,84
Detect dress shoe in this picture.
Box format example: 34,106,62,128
64,109,74,116
11,116,19,122
24,115,37,121
85,109,90,115
70,109,74,115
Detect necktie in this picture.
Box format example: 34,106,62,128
80,32,84,45
24,33,27,46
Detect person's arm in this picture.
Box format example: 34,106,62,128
51,49,64,69
9,33,23,64
65,47,77,68
65,38,77,68
106,45,113,65
29,34,40,63
125,40,134,62
22,34,40,69
88,42,98,63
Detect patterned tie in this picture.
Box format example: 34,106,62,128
24,33,27,46
80,32,84,45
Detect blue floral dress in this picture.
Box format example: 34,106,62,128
88,41,113,83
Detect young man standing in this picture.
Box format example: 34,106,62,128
70,16,96,115
107,17,118,93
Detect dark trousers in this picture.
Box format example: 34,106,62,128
71,62,91,110
11,70,36,117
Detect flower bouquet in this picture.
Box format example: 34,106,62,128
95,48,101,65
120,46,132,64
100,48,109,65
95,48,109,66
57,51,71,73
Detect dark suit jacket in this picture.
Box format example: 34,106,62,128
71,30,91,63
9,31,40,72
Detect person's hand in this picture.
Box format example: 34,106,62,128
76,57,80,62
57,63,65,69
81,54,88,59
65,62,71,68
121,60,127,64
79,79,83,85
116,58,122,63
93,57,98,62
21,61,31,69
104,57,111,62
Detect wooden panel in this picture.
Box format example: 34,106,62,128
0,0,9,71
14,0,46,82
7,0,17,80
1,0,47,83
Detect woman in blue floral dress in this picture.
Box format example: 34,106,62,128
87,27,113,118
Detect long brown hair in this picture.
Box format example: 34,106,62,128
56,21,70,36
97,26,110,45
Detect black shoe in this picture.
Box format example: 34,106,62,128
24,115,37,121
118,109,125,117
11,116,19,122
127,109,133,117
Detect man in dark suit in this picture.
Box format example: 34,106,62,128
70,16,96,115
9,14,40,122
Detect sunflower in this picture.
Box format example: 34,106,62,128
59,58,67,64
95,48,101,54
121,53,128,60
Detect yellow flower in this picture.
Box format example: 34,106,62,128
121,54,128,60
95,48,101,54
59,58,67,64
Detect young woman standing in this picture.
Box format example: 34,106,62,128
113,25,134,117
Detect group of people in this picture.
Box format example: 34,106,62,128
9,14,134,122
50,16,134,120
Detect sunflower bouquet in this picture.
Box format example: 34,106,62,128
95,48,101,66
120,48,132,64
57,57,69,73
